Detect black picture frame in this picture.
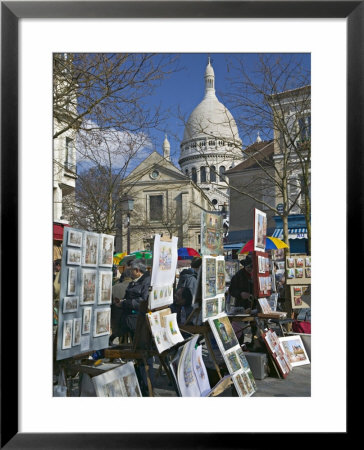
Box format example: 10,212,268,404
1,1,358,448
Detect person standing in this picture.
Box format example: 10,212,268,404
228,255,254,311
173,256,202,324
109,268,133,346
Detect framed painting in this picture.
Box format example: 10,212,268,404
67,229,83,248
62,296,79,314
66,248,81,266
98,271,113,305
81,306,92,334
82,231,99,267
67,267,77,295
93,307,111,337
253,208,267,252
79,269,97,305
3,0,357,446
278,335,310,367
99,233,114,267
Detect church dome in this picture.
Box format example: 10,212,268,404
181,58,241,145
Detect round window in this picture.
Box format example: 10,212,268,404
212,199,218,205
150,169,159,179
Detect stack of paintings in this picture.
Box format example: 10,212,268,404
262,328,293,378
208,314,257,397
57,228,114,361
147,308,184,353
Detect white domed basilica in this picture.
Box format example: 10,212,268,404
179,58,244,208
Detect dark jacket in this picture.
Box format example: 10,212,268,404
124,272,151,313
176,268,198,306
228,268,253,308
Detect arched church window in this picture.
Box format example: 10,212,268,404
210,166,216,182
219,166,226,181
185,169,189,177
209,140,215,146
192,167,197,183
200,166,207,183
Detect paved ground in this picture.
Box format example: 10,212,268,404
151,355,311,397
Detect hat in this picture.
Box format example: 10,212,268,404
240,255,253,267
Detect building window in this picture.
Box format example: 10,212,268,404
149,195,163,221
208,140,215,146
298,115,311,142
210,166,216,182
185,169,189,177
219,166,226,182
212,199,218,206
200,166,207,183
192,167,197,183
65,137,74,170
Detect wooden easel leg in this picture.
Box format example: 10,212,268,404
142,357,154,397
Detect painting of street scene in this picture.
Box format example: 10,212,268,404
279,336,310,367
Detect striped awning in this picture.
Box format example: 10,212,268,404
272,227,308,239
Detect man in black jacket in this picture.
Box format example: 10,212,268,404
228,255,254,311
118,259,151,336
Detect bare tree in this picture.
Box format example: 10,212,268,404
56,53,180,234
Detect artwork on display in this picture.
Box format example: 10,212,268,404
254,208,267,252
208,314,239,352
225,260,240,281
150,234,178,309
67,267,77,295
67,249,82,265
148,284,174,310
202,256,217,299
200,211,224,256
80,269,97,304
147,308,184,353
177,334,211,397
262,328,292,378
63,296,79,313
82,307,92,334
267,293,279,312
82,232,99,266
278,335,310,367
67,229,82,247
258,297,272,314
290,285,310,309
57,227,111,362
92,362,142,397
253,251,272,298
72,318,82,346
286,255,312,284
216,257,226,295
93,308,111,337
62,320,73,349
98,271,112,304
201,296,225,322
99,234,114,267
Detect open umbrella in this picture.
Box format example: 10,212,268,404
178,247,201,260
113,252,127,265
238,237,288,254
118,250,153,266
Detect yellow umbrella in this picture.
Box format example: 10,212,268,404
113,252,127,265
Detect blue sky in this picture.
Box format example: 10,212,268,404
143,52,311,166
